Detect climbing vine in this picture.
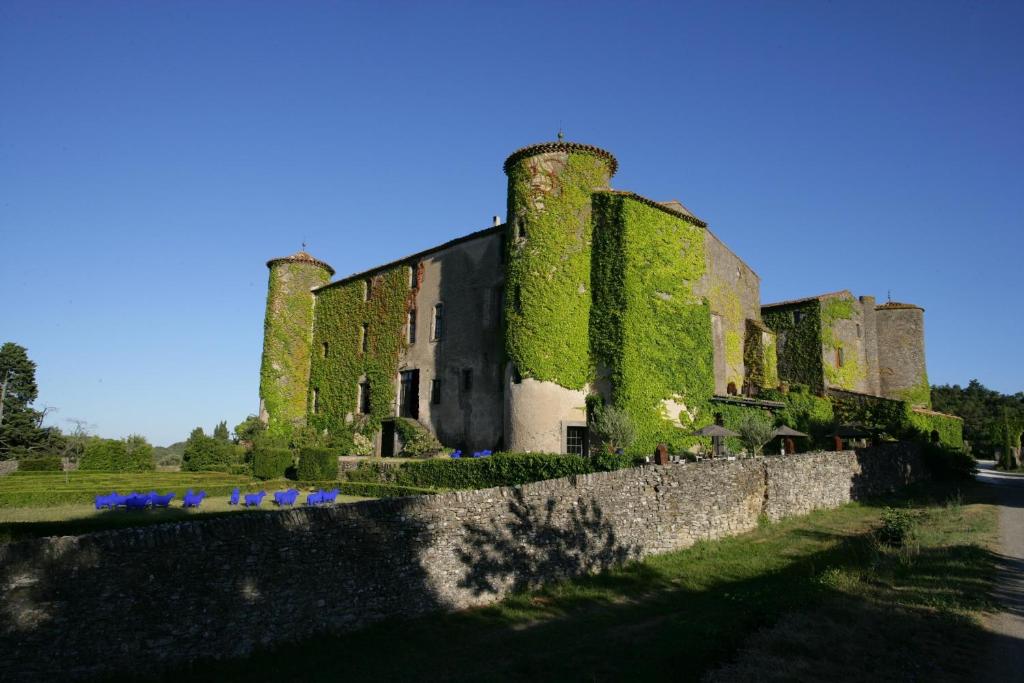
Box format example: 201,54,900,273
504,152,611,389
762,301,825,393
591,193,713,454
707,282,744,390
307,267,411,441
260,261,332,436
743,320,779,390
820,296,865,391
897,374,933,409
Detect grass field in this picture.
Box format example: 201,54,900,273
163,481,998,682
0,471,377,543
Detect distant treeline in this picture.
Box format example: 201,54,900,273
931,379,1024,458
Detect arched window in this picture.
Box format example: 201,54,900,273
516,217,527,240
727,382,738,396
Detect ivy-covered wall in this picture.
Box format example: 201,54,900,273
829,389,962,449
307,267,411,442
591,193,714,454
762,301,825,393
260,260,332,436
819,295,868,392
504,151,611,389
743,319,779,390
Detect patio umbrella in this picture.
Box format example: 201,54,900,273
691,424,739,457
771,425,808,438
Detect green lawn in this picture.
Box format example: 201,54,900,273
164,481,998,682
0,471,374,543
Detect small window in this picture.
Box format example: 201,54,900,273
407,309,417,344
363,278,372,301
431,378,441,405
321,341,329,358
358,381,371,414
408,263,418,289
516,217,527,240
462,368,473,392
836,347,845,368
727,382,738,396
432,303,444,340
794,310,806,324
360,323,369,353
566,426,587,456
312,388,320,414
511,365,522,384
856,323,862,338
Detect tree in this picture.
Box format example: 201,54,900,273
182,426,239,472
589,404,636,454
213,420,230,442
233,415,266,445
0,342,54,457
735,410,775,456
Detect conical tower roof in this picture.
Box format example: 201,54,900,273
266,250,335,276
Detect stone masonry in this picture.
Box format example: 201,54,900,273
0,444,925,680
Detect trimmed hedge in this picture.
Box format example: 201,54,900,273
253,448,293,480
335,481,439,498
297,447,338,481
17,456,62,471
347,452,640,491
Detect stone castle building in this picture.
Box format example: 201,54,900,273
259,141,936,456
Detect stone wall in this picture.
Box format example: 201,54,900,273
0,444,925,681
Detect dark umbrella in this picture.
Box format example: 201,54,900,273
691,424,739,457
771,425,809,438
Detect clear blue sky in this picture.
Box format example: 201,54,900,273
2,1,1021,446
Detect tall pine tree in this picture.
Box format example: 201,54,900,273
0,342,53,457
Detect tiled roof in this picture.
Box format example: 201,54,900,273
762,290,853,308
875,301,923,311
266,251,335,275
503,141,618,177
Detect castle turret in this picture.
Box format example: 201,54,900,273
259,251,334,434
502,141,616,452
875,301,930,407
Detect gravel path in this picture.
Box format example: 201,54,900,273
976,460,1024,680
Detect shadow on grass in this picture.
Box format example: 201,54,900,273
158,484,1009,683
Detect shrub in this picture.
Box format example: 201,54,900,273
253,448,293,480
734,410,776,456
394,418,443,457
351,432,374,456
877,507,914,547
79,438,140,471
590,405,636,454
922,443,977,481
297,447,338,480
18,456,62,471
346,452,632,490
181,435,240,473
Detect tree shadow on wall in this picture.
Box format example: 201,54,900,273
457,489,639,597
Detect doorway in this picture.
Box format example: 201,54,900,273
380,420,396,457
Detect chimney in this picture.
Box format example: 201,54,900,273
492,215,501,226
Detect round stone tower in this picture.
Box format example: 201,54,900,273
259,251,334,433
502,141,617,452
875,301,930,407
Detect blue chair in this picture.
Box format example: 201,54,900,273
450,450,462,459
321,488,340,504
228,488,240,506
274,489,299,506
183,490,207,508
305,490,324,506
243,491,266,507
152,492,175,508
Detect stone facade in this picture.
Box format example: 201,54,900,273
1,445,925,681
259,141,940,454
762,291,930,406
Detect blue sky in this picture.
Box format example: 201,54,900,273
1,1,1021,445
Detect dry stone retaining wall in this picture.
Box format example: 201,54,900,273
0,443,924,680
